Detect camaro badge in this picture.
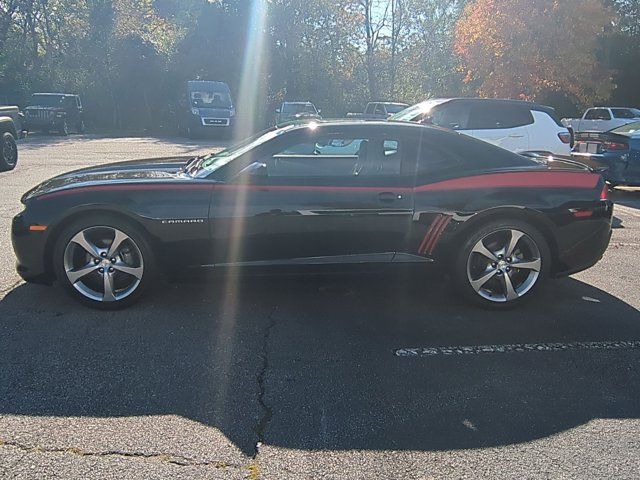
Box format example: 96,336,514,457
161,219,205,224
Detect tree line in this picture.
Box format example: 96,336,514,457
0,0,637,133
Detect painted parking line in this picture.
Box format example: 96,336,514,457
395,340,640,357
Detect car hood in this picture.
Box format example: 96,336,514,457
23,156,193,202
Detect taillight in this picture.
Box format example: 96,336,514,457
602,141,628,151
600,183,609,201
558,132,572,144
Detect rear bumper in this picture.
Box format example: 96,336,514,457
552,203,613,278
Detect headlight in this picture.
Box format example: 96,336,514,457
191,108,199,116
230,108,236,117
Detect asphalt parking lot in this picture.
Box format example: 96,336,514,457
1,134,639,479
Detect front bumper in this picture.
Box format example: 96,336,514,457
571,152,640,186
11,212,53,285
25,117,65,131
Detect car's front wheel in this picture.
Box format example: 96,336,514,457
53,216,155,309
455,219,550,309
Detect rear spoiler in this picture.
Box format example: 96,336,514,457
519,151,609,174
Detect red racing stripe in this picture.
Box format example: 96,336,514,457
36,170,600,200
414,171,599,192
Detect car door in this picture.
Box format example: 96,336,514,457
208,125,416,266
467,103,532,152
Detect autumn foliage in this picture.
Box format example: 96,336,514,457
454,0,616,105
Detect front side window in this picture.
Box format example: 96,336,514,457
264,135,403,178
431,103,471,130
467,104,534,130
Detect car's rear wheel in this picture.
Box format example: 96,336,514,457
455,219,550,309
53,216,155,309
0,132,18,172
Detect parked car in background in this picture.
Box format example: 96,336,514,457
0,105,26,138
347,102,409,120
13,120,612,309
562,107,640,134
180,80,236,138
571,121,640,187
0,114,19,171
390,98,571,155
24,93,84,135
275,101,322,125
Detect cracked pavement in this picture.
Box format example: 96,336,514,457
1,134,639,479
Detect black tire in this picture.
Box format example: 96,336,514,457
453,219,551,309
53,214,156,310
0,131,18,172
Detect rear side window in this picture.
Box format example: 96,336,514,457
584,109,611,120
467,104,534,130
365,104,375,114
416,130,536,179
611,108,639,119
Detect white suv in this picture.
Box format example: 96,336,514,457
390,98,572,155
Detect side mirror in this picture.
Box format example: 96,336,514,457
275,108,281,114
317,109,322,114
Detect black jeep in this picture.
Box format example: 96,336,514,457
24,93,84,135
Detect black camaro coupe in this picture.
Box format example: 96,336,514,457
12,121,612,309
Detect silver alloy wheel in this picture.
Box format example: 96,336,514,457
466,228,542,303
3,137,17,166
63,226,144,303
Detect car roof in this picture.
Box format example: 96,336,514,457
369,101,408,106
32,93,77,97
277,118,439,133
283,101,315,105
426,97,557,112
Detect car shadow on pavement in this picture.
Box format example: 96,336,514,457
0,274,639,456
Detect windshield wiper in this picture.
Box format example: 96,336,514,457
183,155,208,176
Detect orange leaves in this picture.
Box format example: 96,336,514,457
454,0,616,104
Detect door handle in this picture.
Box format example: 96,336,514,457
378,191,401,202
508,134,525,138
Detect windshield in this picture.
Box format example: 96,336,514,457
282,103,317,114
190,90,232,108
611,121,640,136
30,94,64,107
611,108,640,119
190,125,296,178
389,99,450,122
